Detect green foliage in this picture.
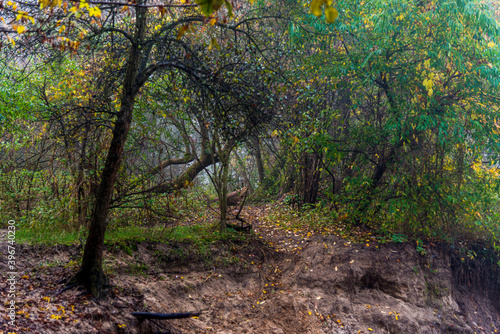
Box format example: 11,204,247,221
416,239,426,256
273,0,500,249
0,64,42,132
2,0,500,264
391,233,408,243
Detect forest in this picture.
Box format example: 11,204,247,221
1,0,500,333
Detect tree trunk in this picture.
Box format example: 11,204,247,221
151,151,220,194
71,5,147,298
233,150,252,193
219,154,230,233
251,136,265,184
354,147,397,225
300,152,321,205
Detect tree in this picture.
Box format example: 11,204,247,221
272,0,500,237
71,0,283,295
2,0,289,296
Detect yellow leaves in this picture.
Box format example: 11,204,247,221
310,0,339,23
208,38,220,51
16,11,35,24
325,7,339,23
310,0,323,16
209,18,217,26
7,36,16,46
14,25,26,34
39,0,62,9
424,59,430,69
177,25,189,40
7,0,18,10
88,6,101,17
487,42,496,48
59,25,66,33
423,72,435,97
79,0,89,10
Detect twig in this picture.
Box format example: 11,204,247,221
52,284,78,297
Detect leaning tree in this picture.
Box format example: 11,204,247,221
0,0,299,296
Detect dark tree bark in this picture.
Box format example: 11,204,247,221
251,135,265,184
354,146,399,225
300,152,321,205
71,5,147,297
151,150,221,194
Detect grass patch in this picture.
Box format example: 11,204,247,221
16,224,86,245
15,219,248,249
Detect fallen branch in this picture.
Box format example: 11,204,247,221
52,284,78,297
131,311,201,320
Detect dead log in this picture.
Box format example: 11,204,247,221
208,187,249,206
226,187,249,206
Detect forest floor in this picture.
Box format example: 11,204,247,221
1,204,500,334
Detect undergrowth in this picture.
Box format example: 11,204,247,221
262,201,500,267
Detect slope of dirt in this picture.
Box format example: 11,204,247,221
1,209,500,334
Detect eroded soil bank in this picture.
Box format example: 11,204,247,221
1,228,500,334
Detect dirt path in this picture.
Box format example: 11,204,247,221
1,206,500,334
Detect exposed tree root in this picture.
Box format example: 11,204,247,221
67,268,108,299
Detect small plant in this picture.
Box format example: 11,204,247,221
283,193,300,207
412,266,419,275
129,262,149,277
416,239,426,256
391,233,407,243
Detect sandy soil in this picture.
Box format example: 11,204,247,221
1,206,499,334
